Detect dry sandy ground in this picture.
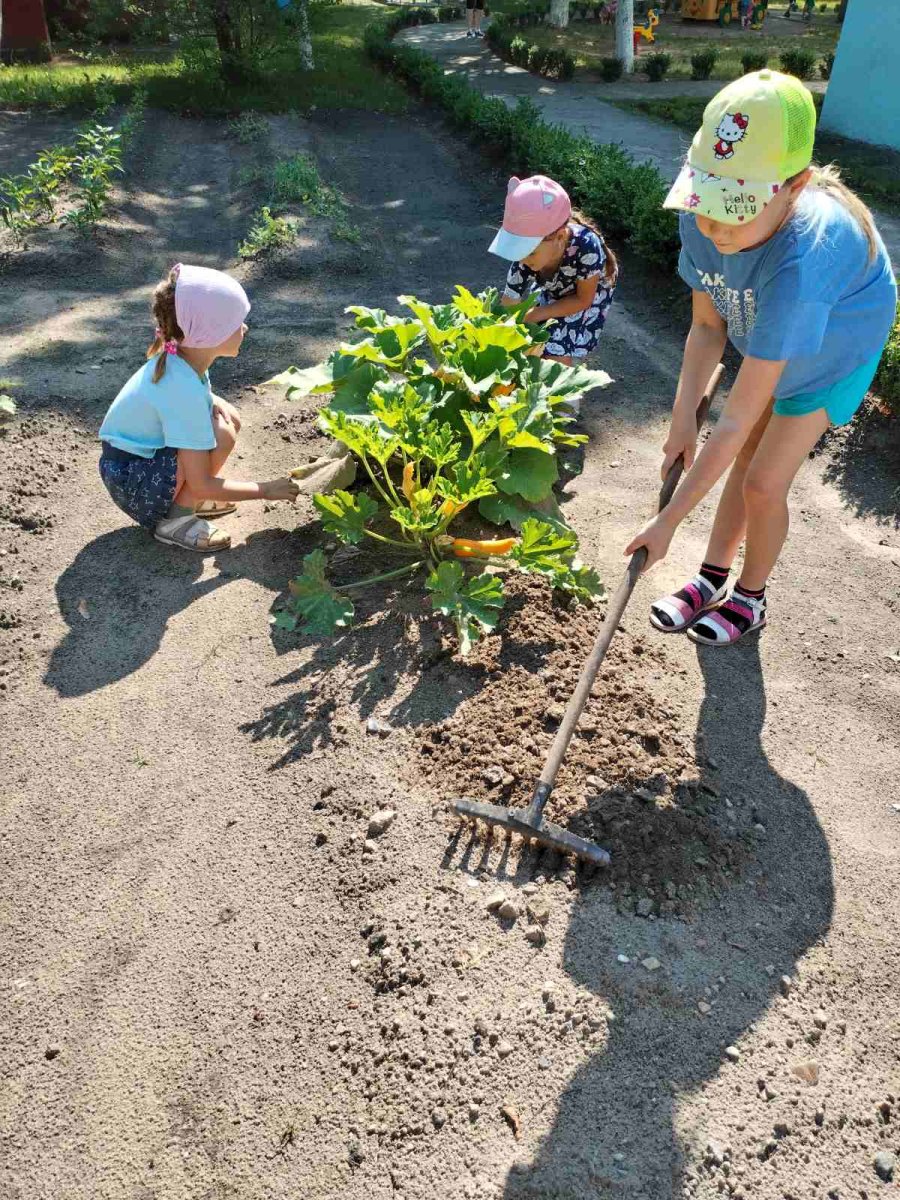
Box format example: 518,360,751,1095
0,104,899,1200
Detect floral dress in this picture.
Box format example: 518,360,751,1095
502,223,617,359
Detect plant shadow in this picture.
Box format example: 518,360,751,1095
485,636,835,1198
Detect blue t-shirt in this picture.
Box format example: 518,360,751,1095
99,355,217,458
679,191,897,399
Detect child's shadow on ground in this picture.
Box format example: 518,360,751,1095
44,524,299,698
500,637,834,1199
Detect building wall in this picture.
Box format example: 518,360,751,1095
820,0,900,150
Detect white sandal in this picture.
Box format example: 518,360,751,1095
195,500,237,518
154,513,231,553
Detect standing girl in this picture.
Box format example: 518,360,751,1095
490,174,618,386
626,71,896,645
98,264,299,553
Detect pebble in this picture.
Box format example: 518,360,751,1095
779,975,792,997
698,1001,712,1015
485,890,506,912
524,924,546,946
725,1045,740,1063
547,704,565,723
706,1139,727,1167
431,1108,447,1129
641,957,661,971
522,883,539,896
526,900,550,926
497,900,519,922
44,1044,61,1061
634,787,655,804
468,1104,480,1121
367,809,396,838
538,1056,551,1070
874,1151,896,1182
482,765,505,786
365,717,392,737
474,1017,489,1037
813,1009,828,1030
363,839,378,854
617,954,630,964
586,775,608,790
350,958,360,972
635,898,654,918
497,1040,514,1059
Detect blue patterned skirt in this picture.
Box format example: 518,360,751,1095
99,443,179,529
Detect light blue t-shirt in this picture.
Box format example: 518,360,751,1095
679,190,897,399
99,355,217,458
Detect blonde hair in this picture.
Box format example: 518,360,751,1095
146,268,183,383
796,163,879,263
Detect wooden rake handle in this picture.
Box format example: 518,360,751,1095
525,363,725,821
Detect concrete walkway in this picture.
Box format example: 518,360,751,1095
397,20,900,266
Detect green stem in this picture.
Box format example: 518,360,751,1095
374,455,403,508
343,561,423,591
363,528,420,551
360,454,396,510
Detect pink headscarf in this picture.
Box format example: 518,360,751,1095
173,263,250,349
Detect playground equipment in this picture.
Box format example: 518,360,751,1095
633,6,660,43
680,0,767,26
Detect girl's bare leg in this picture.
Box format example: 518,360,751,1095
174,411,238,509
703,399,774,569
739,407,830,590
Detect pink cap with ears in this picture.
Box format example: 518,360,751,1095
488,175,572,261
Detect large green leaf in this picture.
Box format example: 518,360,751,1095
426,560,505,656
477,491,569,534
466,323,531,354
312,491,379,545
493,392,555,452
284,550,354,636
340,322,424,368
398,295,463,348
320,409,400,465
439,455,498,505
497,447,559,503
529,357,613,401
461,410,501,453
329,361,390,416
511,518,577,573
452,285,491,320
266,362,335,397
345,304,390,330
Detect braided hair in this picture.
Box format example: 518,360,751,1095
146,267,184,383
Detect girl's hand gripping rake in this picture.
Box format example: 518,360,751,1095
451,365,724,867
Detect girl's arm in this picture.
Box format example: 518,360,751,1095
663,289,728,475
625,353,787,569
525,277,600,323
179,449,299,502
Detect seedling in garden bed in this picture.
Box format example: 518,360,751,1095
268,288,612,653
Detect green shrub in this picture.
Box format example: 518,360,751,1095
741,49,768,73
238,206,296,259
600,55,623,81
874,303,900,416
780,48,817,79
690,48,718,81
820,51,835,80
644,52,671,82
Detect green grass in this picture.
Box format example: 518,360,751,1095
0,2,408,114
612,94,900,216
271,153,361,241
488,2,838,81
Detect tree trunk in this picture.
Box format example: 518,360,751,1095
210,0,245,83
549,0,570,29
615,0,634,74
294,0,313,70
836,0,848,22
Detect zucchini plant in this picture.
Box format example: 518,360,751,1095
269,287,612,653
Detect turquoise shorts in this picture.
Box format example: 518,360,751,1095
773,352,882,426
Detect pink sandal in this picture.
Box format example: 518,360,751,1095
687,590,767,646
649,575,728,633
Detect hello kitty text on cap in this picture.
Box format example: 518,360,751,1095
663,70,816,227
488,175,572,261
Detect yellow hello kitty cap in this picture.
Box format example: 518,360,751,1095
663,70,816,226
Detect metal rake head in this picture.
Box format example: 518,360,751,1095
452,797,611,867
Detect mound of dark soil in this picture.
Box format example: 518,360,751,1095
411,575,749,911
